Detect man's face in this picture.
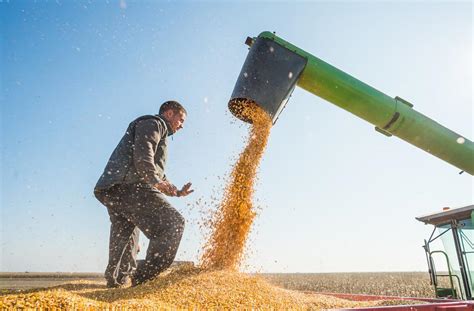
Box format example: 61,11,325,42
163,109,186,133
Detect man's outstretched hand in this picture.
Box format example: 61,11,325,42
153,181,193,197
177,182,194,197
154,180,178,196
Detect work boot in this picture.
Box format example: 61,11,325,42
106,276,131,289
131,275,145,287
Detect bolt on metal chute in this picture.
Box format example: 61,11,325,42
228,31,474,175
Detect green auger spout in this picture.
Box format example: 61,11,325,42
229,31,473,175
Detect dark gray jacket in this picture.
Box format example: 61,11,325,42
95,115,172,190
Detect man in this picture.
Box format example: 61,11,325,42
94,100,193,288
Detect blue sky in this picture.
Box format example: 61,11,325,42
1,1,472,273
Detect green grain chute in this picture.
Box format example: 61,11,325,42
228,31,473,175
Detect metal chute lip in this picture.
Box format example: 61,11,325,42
228,98,258,124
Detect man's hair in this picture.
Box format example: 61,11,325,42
159,100,187,115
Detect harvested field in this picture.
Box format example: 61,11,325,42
0,266,429,309
0,272,102,291
263,272,435,298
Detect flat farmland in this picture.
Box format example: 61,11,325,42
0,273,104,292
262,272,435,298
1,272,435,298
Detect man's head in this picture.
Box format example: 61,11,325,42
159,100,187,134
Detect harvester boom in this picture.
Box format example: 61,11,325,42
229,31,474,175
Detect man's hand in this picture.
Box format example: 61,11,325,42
153,181,178,196
177,182,194,197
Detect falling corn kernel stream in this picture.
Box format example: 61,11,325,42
200,100,272,270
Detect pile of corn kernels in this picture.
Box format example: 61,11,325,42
1,265,409,309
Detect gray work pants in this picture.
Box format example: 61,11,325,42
95,184,185,287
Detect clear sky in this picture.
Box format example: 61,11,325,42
1,1,472,273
